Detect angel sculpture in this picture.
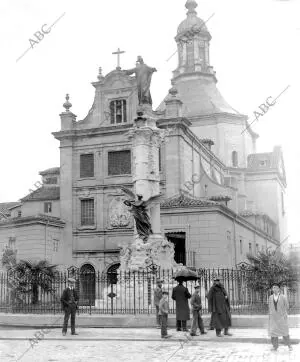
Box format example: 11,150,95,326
120,186,163,242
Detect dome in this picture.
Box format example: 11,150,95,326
177,0,208,35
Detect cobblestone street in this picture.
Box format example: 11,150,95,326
0,338,299,362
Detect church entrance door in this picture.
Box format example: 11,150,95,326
165,232,186,265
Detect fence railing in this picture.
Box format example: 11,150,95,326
0,268,299,315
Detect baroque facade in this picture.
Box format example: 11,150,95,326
0,1,286,278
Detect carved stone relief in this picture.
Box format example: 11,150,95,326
108,196,131,228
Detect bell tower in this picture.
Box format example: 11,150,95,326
174,0,213,77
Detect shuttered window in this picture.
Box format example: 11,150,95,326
80,154,94,178
108,150,131,176
81,199,94,226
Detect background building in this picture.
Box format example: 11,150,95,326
0,1,286,277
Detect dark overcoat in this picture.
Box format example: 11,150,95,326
207,285,231,329
60,288,79,310
172,284,191,320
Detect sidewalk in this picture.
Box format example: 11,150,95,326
1,313,299,328
0,327,299,344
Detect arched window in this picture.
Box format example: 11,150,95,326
232,151,238,167
80,263,96,306
107,263,120,285
110,99,127,124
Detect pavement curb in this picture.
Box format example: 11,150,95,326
0,337,299,344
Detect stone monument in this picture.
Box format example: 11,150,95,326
119,57,178,271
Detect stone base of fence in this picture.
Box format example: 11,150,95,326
0,313,299,329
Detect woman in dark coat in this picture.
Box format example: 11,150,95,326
172,280,191,331
207,279,232,337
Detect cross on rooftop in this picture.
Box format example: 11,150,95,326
112,48,125,70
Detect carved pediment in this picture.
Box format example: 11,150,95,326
103,70,135,90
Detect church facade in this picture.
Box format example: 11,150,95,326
0,0,286,275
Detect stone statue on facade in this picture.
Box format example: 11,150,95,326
124,56,157,106
120,187,162,242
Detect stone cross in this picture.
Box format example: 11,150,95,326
112,48,125,69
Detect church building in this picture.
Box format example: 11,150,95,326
0,0,287,277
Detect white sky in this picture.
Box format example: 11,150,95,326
0,0,299,244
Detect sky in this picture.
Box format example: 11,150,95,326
0,0,299,245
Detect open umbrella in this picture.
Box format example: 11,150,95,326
174,267,198,282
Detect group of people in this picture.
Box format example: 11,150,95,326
60,277,293,351
154,278,293,351
154,278,231,339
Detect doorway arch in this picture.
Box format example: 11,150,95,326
79,263,96,306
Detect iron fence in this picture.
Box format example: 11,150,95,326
0,268,299,315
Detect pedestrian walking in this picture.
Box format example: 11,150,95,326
207,278,232,337
268,283,292,351
61,278,79,336
159,289,171,339
190,285,207,336
154,279,163,328
172,280,191,331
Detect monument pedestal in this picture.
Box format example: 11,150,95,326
119,234,178,272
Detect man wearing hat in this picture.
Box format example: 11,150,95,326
190,285,206,336
172,280,191,331
154,279,163,328
61,278,79,336
207,278,232,337
268,283,292,351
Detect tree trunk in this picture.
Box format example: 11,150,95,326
32,283,38,304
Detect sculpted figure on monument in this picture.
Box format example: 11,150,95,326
120,187,162,242
124,56,157,105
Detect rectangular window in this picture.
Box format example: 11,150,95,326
17,211,22,217
108,150,131,176
53,239,59,252
81,199,94,226
8,237,16,249
44,202,52,213
249,243,252,254
256,243,259,254
80,153,94,178
110,100,127,124
44,177,58,185
240,239,243,254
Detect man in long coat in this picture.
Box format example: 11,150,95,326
61,278,79,336
172,280,191,331
207,278,232,337
268,283,292,351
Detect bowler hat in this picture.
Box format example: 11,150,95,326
68,277,76,283
271,282,280,287
162,289,169,294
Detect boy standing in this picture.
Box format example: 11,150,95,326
190,285,206,336
154,279,163,328
159,289,171,339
